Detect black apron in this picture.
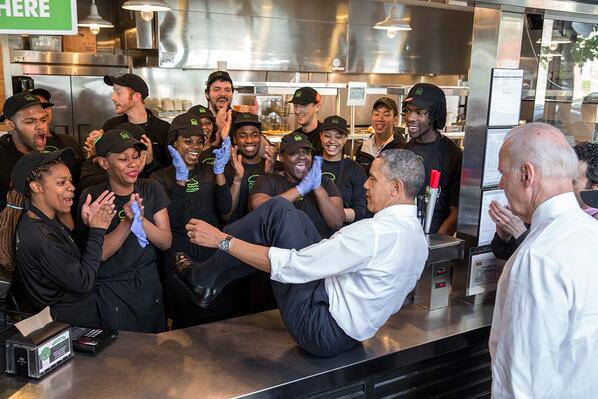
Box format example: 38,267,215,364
93,184,166,333
28,206,102,328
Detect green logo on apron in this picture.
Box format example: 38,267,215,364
186,178,200,193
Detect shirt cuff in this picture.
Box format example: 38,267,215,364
268,246,292,283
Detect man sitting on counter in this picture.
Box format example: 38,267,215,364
176,149,428,356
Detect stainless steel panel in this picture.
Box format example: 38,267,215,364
347,1,473,74
71,76,118,142
158,1,348,71
9,50,129,67
479,0,598,17
0,301,494,398
28,75,73,136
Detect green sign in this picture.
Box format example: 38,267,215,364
0,0,77,35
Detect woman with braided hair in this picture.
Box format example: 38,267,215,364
0,148,116,326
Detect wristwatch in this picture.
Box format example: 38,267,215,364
218,235,234,252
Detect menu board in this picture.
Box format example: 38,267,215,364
488,69,523,127
482,128,510,187
478,189,508,246
467,251,506,296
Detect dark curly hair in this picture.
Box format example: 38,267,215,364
574,142,598,186
428,101,447,131
0,159,62,271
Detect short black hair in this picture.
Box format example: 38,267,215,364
574,142,598,185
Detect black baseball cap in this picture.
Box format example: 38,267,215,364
287,87,321,106
95,129,147,157
1,92,53,121
321,115,348,135
104,73,149,99
187,104,216,122
29,88,52,102
232,112,262,131
403,83,446,109
373,97,398,116
169,112,206,139
279,132,314,154
206,71,233,89
114,122,146,140
11,148,75,194
581,190,598,208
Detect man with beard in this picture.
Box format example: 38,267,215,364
287,87,324,155
101,73,170,168
0,92,53,211
250,132,344,238
224,112,278,223
355,97,405,175
203,71,238,143
29,88,85,159
403,84,462,234
29,88,84,186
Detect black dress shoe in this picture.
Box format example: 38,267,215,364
173,252,220,309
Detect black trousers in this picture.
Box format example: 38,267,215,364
193,197,358,357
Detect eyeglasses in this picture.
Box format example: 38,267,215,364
401,107,429,117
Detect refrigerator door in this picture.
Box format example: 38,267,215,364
71,76,117,143
28,75,73,136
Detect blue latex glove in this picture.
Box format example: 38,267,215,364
296,156,323,196
213,137,231,175
130,201,148,248
168,145,189,181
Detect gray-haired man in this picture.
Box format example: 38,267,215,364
490,123,598,397
176,149,429,356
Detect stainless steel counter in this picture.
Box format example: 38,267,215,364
1,300,493,398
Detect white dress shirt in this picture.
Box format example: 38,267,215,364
489,193,598,398
268,204,428,341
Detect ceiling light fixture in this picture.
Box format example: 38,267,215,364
373,0,412,39
78,0,114,35
122,0,171,13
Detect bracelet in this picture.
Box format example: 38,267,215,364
232,180,242,185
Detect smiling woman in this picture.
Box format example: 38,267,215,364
0,148,116,326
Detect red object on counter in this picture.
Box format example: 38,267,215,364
430,170,441,189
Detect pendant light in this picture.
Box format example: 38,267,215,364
78,0,114,36
373,0,412,39
122,0,171,12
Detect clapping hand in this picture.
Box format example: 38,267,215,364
129,195,148,248
168,145,189,181
81,190,116,229
230,145,245,181
213,137,231,175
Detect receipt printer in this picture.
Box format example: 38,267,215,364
5,321,73,378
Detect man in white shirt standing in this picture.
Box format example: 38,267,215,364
490,122,598,398
176,149,428,356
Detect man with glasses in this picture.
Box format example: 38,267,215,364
403,83,462,235
355,97,405,175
